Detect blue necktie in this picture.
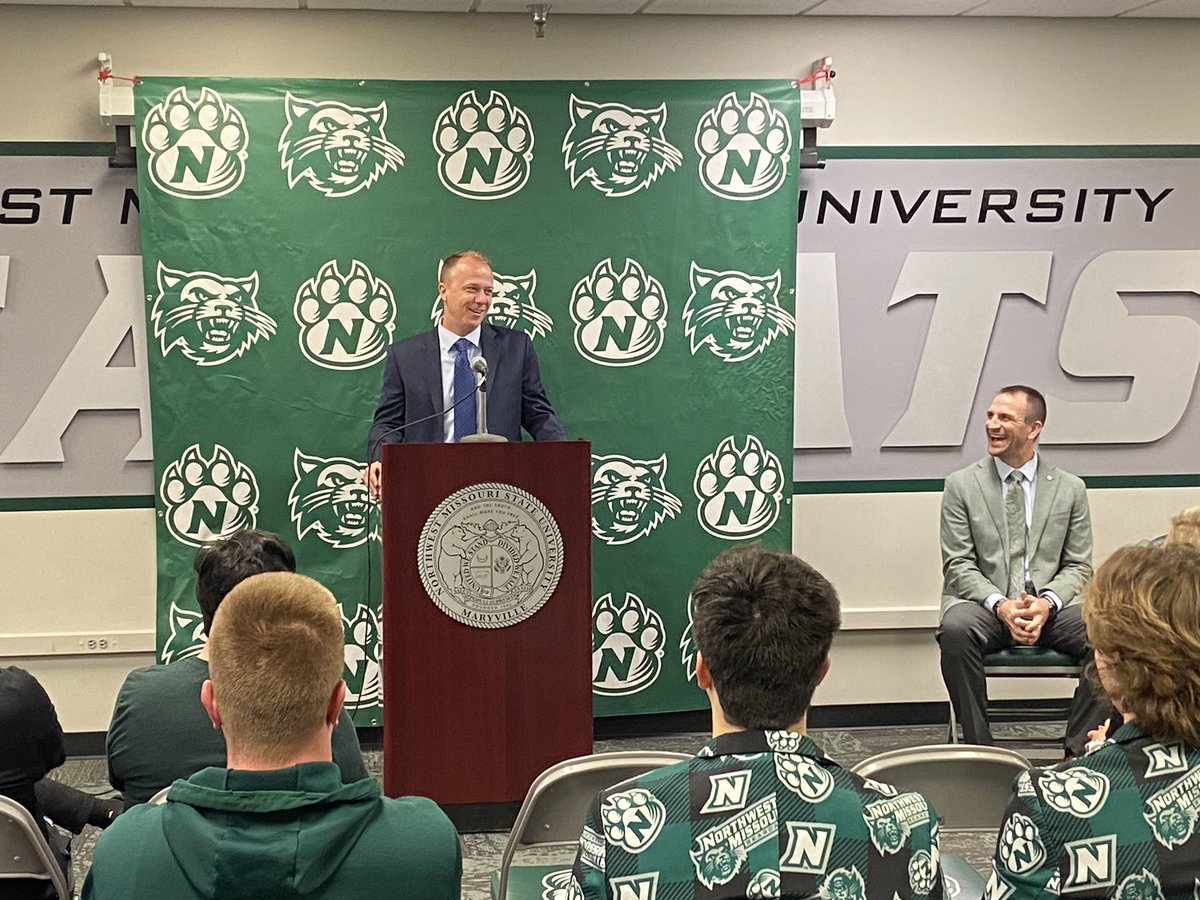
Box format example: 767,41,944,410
452,338,477,441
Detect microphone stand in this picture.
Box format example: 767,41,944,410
460,368,507,443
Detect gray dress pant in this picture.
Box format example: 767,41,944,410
937,601,1117,756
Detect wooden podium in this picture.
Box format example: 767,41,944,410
379,440,593,821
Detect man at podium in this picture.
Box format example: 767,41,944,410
364,250,565,499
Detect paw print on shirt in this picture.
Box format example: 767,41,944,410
695,91,791,201
600,788,666,853
693,435,785,540
434,90,534,199
775,754,834,803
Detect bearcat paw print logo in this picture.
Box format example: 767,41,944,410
600,788,667,853
776,754,834,803
434,90,534,200
160,444,258,547
1037,768,1110,818
289,450,377,549
591,592,665,696
152,262,274,366
294,259,396,370
695,92,792,201
765,730,802,753
279,93,404,198
342,602,382,711
997,812,1045,876
683,261,794,362
563,95,682,197
160,602,206,665
538,870,583,900
747,870,781,899
693,435,785,540
908,851,937,895
570,258,667,367
142,86,248,199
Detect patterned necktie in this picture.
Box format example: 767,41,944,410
1006,471,1026,597
452,338,477,442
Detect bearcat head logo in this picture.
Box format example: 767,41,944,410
683,262,794,362
342,602,382,711
151,262,275,366
279,92,404,197
428,268,553,340
590,453,681,545
288,450,377,549
141,86,248,199
679,593,696,683
695,91,792,201
434,90,534,199
294,259,396,370
563,95,683,197
160,444,259,547
692,839,747,890
570,258,668,367
160,602,206,665
819,867,867,900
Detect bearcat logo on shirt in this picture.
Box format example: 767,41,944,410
590,452,681,546
683,262,794,362
288,450,377,549
151,263,275,366
864,793,930,855
818,865,867,900
1143,765,1200,848
278,92,404,197
600,788,667,853
562,95,682,197
570,258,668,367
694,92,792,201
538,869,582,900
693,435,785,540
294,259,396,370
997,811,1045,876
434,90,534,199
141,86,248,199
342,602,381,711
1039,768,1111,818
429,268,553,341
1114,870,1165,900
746,869,780,898
160,602,205,664
159,444,259,547
591,592,665,696
690,796,777,889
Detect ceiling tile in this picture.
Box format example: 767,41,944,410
967,0,1148,15
1118,0,1200,15
308,0,473,9
644,0,813,14
802,0,977,14
478,0,648,12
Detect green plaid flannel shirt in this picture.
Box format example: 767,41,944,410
570,729,944,900
989,722,1200,898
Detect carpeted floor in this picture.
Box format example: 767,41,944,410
50,722,1065,898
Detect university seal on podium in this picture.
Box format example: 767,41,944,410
418,482,563,628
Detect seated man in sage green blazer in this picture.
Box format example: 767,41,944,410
937,384,1114,756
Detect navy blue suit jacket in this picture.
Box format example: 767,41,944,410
366,324,565,459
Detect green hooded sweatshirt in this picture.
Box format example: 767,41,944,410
82,763,460,899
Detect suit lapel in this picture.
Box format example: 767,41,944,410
971,459,1005,537
421,328,443,415
480,324,500,387
1029,456,1060,552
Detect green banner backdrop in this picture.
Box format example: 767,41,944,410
134,77,797,722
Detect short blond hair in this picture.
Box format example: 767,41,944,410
440,250,490,283
1083,544,1200,746
1166,506,1200,549
208,572,345,760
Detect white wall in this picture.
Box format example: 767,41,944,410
4,6,1199,730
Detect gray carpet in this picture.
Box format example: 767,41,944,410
50,722,1064,898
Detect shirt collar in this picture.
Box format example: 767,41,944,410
698,729,832,765
438,323,482,354
995,453,1038,484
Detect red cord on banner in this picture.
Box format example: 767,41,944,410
98,69,142,85
794,67,834,88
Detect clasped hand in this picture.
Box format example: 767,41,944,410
997,592,1050,645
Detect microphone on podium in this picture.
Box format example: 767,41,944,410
461,356,507,443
